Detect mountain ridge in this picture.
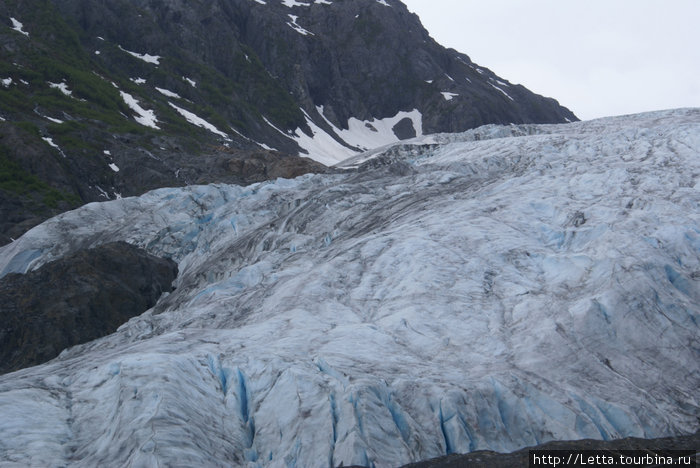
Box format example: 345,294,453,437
1,0,576,244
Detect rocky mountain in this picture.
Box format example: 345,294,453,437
0,0,576,244
0,109,697,467
0,241,177,375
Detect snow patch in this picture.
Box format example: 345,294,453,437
267,107,424,165
441,92,458,101
1,78,12,87
95,185,110,199
183,77,197,88
318,106,423,153
287,15,314,35
281,0,310,6
48,81,72,96
108,163,120,172
9,17,29,36
130,77,146,85
489,83,514,101
118,46,161,65
168,102,228,138
256,142,278,151
291,112,356,165
41,137,67,158
156,87,181,99
41,137,59,149
119,91,160,129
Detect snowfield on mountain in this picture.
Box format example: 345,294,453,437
0,109,698,467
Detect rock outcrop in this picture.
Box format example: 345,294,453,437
0,241,177,375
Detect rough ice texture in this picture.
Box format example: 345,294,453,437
0,109,698,467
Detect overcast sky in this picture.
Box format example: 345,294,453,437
401,0,700,121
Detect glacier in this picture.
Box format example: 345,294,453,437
0,109,698,467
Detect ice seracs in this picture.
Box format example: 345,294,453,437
0,109,697,468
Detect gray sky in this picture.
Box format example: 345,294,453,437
401,0,700,120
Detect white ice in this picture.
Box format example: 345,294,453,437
0,109,698,468
441,92,458,101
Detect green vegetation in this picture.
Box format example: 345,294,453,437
1,0,155,143
13,121,41,137
0,147,79,209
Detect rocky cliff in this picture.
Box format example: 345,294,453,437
1,0,576,243
0,241,177,375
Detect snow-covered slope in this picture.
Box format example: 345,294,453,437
1,109,698,467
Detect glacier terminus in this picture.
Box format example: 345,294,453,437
0,109,698,467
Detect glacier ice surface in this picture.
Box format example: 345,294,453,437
0,109,698,467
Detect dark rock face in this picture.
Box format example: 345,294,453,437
397,431,700,468
0,242,177,375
